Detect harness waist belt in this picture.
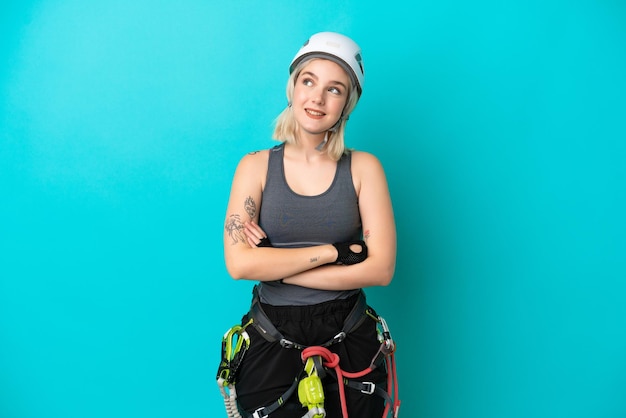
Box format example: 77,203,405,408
248,286,370,349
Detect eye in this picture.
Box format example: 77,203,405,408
302,78,314,87
328,86,342,95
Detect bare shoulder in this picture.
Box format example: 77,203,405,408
234,149,269,176
229,149,271,193
350,150,388,196
239,149,269,166
350,150,386,175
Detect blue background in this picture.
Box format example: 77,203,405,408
1,1,625,417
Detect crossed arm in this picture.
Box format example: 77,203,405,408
223,150,396,290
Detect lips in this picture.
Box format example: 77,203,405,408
305,108,325,118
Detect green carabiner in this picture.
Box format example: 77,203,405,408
217,324,250,385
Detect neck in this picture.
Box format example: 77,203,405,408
295,128,328,153
286,139,331,163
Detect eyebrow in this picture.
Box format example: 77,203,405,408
300,71,348,91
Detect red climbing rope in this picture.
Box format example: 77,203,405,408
301,345,400,418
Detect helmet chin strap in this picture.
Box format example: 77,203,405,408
329,115,343,133
315,132,329,151
315,112,345,151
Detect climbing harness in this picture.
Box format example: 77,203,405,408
216,287,401,418
248,286,370,350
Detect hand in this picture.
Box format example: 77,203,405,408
332,240,368,265
244,221,271,248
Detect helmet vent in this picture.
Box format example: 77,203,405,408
355,53,364,74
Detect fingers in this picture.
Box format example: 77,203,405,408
246,234,259,248
244,221,268,247
245,220,266,239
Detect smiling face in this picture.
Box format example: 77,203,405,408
291,59,351,141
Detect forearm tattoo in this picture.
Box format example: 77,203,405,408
225,214,246,245
225,196,258,245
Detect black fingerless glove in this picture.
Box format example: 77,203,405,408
332,240,368,265
257,237,272,247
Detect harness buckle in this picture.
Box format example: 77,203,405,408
280,338,295,349
332,331,346,344
252,407,269,418
360,381,376,395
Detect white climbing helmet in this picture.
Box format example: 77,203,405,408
289,32,364,97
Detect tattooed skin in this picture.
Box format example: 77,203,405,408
225,214,247,245
225,196,257,245
244,196,256,219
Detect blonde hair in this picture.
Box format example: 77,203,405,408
272,59,360,161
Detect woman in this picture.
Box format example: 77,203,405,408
222,32,397,418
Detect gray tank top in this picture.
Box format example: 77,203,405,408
257,143,362,305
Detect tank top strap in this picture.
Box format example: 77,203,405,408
265,143,286,193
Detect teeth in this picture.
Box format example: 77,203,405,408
306,109,324,116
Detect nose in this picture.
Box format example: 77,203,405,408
311,86,325,105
